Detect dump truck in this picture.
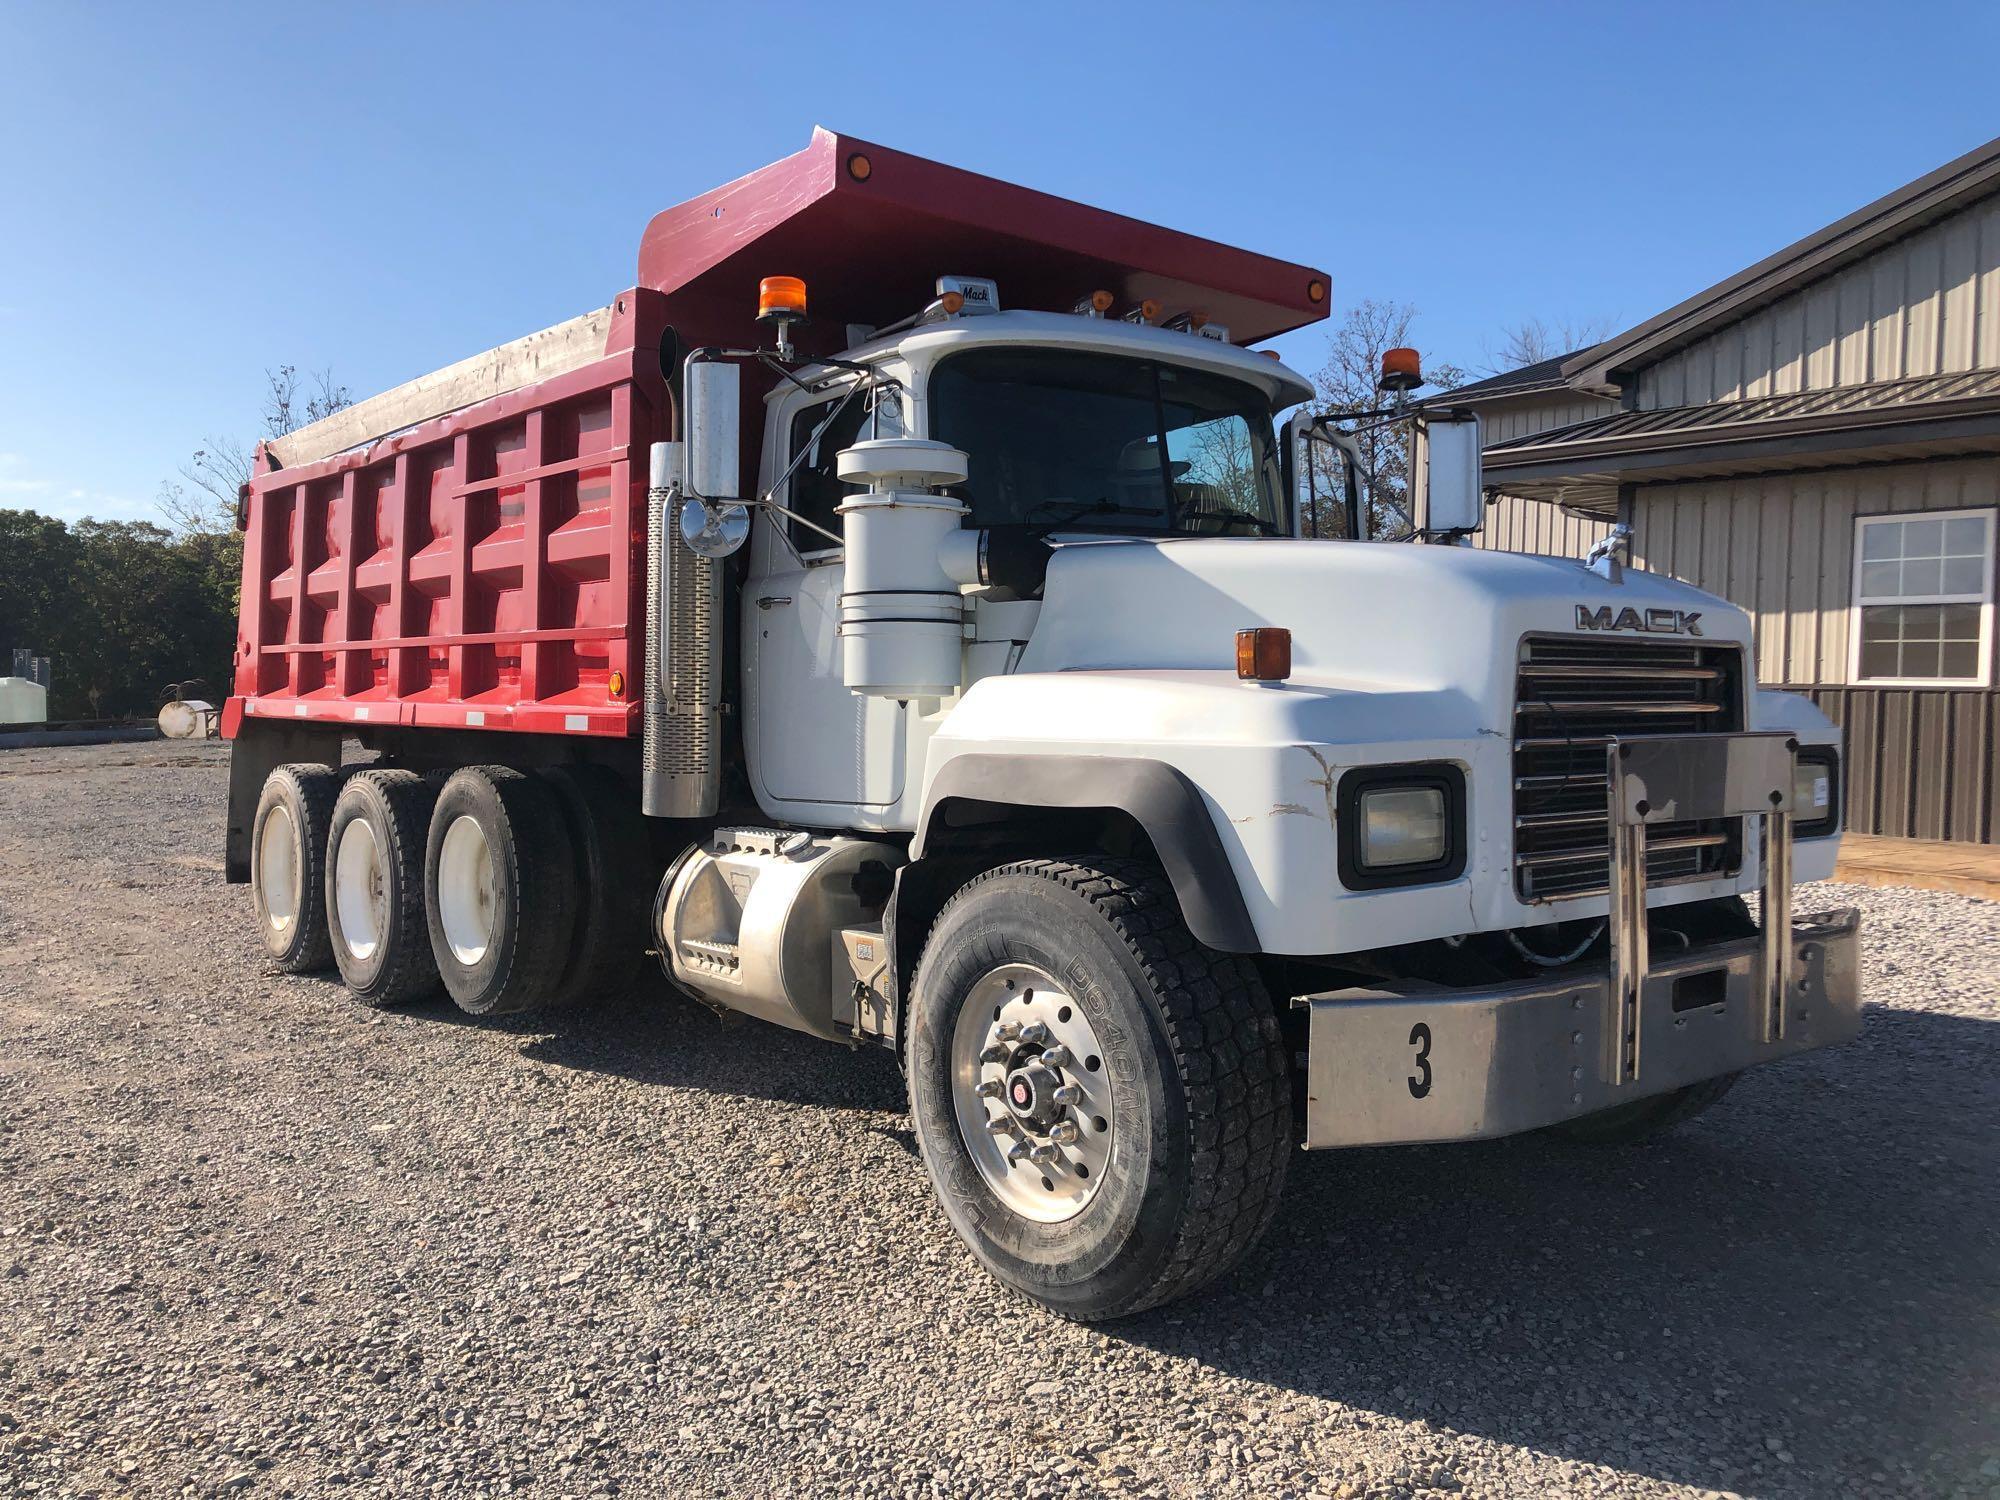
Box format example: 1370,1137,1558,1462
224,128,1860,1320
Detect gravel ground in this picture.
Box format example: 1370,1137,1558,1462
1,739,1996,1500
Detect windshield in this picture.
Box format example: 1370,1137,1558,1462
927,348,1284,535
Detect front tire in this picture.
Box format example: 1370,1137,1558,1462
907,858,1290,1321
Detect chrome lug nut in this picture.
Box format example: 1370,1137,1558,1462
1052,1084,1084,1106
1028,1143,1061,1167
975,1079,1002,1099
1018,1022,1052,1047
996,1022,1023,1042
1049,1120,1080,1145
1039,1045,1072,1068
984,1116,1018,1137
978,1044,1010,1065
1007,1141,1031,1165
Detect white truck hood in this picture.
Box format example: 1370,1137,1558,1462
1015,536,1749,702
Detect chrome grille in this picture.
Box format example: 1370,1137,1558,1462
1512,635,1745,901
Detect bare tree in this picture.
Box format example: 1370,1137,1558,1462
158,366,352,536
1477,315,1615,376
1310,299,1465,539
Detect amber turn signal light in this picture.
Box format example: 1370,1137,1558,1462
1236,627,1291,682
608,670,626,698
846,152,872,181
758,275,808,322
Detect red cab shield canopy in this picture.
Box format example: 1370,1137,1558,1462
637,126,1329,352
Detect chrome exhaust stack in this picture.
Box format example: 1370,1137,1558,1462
642,441,722,819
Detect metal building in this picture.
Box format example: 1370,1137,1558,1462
1442,134,2000,843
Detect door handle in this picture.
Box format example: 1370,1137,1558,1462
756,595,793,610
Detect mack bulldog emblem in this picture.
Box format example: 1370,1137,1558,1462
1576,604,1704,636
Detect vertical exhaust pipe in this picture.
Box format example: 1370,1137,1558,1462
642,441,722,818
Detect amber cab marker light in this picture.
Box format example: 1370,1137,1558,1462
758,276,808,322
939,290,965,314
1090,289,1114,313
1236,627,1292,683
846,152,872,182
608,670,625,698
1140,298,1161,323
1307,278,1327,304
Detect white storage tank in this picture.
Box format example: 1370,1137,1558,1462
0,676,48,725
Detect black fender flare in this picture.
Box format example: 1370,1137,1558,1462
910,753,1259,953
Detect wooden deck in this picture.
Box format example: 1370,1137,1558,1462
1833,833,2000,901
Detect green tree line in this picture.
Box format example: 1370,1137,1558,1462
0,367,351,723
0,511,241,720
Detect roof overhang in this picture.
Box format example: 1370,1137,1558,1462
1484,378,2000,511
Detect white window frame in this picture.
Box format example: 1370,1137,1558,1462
1847,506,1996,689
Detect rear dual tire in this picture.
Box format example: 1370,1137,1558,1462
424,766,580,1017
326,770,441,1007
251,764,342,973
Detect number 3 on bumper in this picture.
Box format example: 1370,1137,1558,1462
1408,1022,1432,1099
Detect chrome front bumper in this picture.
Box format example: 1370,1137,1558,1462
1294,909,1860,1148
1295,734,1862,1150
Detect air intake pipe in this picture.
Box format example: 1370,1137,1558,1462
834,439,971,699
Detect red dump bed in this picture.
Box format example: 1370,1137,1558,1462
226,128,1326,741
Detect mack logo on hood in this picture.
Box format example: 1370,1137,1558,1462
1575,604,1703,636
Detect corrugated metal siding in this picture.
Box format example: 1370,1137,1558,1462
1808,686,2000,841
1628,455,2000,686
1479,494,1615,557
1464,389,1620,557
1635,191,2000,409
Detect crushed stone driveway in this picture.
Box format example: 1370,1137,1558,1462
0,740,1995,1499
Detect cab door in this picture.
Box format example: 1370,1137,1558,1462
745,386,909,816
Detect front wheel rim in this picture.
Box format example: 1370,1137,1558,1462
333,818,386,962
437,815,496,966
949,962,1115,1223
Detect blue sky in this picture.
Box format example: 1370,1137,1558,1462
2,1,1996,524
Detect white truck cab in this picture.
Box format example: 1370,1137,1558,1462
652,276,1860,1318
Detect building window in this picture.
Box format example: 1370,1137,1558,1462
1850,509,1995,686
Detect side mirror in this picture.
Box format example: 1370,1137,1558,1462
1419,410,1484,536
1282,414,1363,540
684,360,741,501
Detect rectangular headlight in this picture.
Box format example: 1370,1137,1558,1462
1359,786,1448,868
1336,763,1467,890
1793,748,1839,838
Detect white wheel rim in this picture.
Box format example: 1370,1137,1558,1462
259,804,299,934
949,962,1116,1224
333,818,386,962
437,815,496,966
